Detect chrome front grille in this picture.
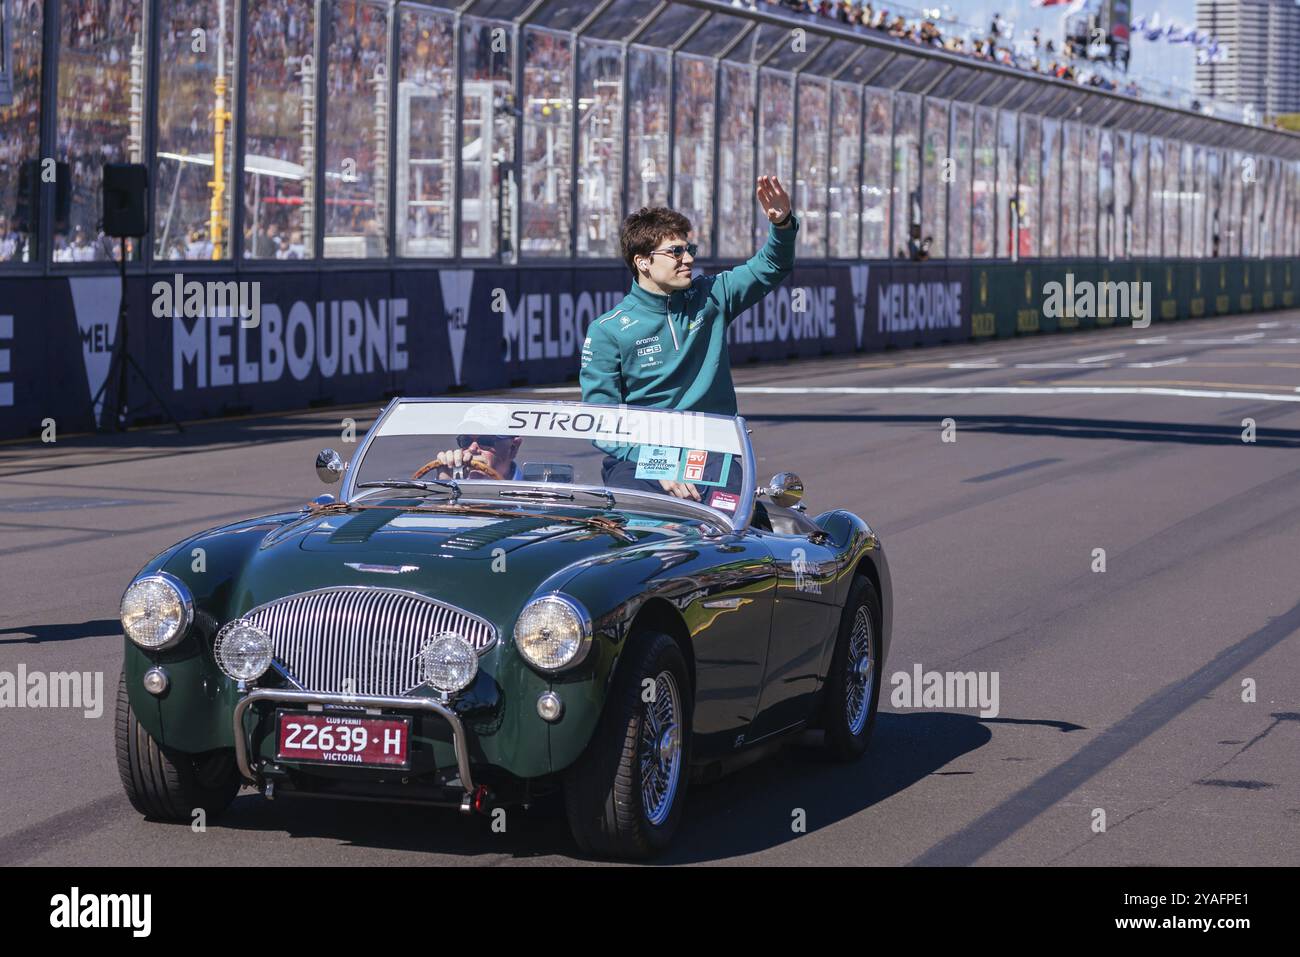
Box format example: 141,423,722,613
243,587,497,697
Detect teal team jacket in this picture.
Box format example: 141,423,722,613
579,216,800,459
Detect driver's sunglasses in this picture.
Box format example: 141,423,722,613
456,434,510,449
650,242,698,260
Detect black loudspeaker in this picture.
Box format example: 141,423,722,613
102,163,149,238
14,159,71,233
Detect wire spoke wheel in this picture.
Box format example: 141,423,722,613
564,631,692,858
639,670,682,827
844,606,875,735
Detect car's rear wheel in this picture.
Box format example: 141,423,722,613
822,575,883,760
564,631,691,859
115,671,240,821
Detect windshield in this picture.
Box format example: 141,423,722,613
346,399,753,524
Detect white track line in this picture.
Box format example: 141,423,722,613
728,386,1300,404
526,384,1300,403
1076,352,1125,363
1126,357,1188,368
1014,362,1093,369
1172,337,1274,345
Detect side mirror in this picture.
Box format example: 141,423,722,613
764,472,804,508
316,449,345,485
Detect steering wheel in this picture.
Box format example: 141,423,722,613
411,455,503,482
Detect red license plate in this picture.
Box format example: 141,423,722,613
276,710,411,769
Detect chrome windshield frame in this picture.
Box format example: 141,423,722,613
341,398,754,533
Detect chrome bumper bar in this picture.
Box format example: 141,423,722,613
232,688,476,793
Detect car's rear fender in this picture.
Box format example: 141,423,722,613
815,509,892,668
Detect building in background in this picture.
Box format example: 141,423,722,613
1196,0,1300,117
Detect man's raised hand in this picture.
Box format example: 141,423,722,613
756,175,792,225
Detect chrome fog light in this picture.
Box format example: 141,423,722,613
214,621,274,681
419,632,478,694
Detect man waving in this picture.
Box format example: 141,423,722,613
580,176,798,498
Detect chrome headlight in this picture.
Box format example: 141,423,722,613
418,632,479,694
213,620,273,681
513,595,592,672
120,573,194,650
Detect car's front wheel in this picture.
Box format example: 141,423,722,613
821,575,883,760
564,631,691,859
115,671,240,821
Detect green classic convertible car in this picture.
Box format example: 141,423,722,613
116,398,891,858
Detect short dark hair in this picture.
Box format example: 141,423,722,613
620,207,693,278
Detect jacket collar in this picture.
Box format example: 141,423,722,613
628,279,674,313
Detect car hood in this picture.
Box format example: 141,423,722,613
221,502,709,622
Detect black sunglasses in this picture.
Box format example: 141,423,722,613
456,434,510,449
649,242,699,260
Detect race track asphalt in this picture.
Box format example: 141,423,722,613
2,313,1298,866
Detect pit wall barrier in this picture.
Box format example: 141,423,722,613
0,258,1295,440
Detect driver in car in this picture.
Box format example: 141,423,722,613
580,175,797,501
413,406,524,482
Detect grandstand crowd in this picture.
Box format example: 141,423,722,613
741,0,1144,95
